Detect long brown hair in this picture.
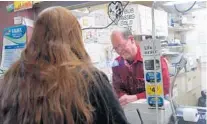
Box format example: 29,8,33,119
0,6,100,124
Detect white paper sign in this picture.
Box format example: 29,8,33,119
118,4,139,35
1,25,27,71
89,9,109,27
84,43,106,63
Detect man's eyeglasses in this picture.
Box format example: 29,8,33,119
112,40,128,53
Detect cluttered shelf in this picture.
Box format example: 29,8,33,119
161,44,185,56
168,26,195,32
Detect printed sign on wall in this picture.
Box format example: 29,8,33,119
1,25,27,71
14,1,33,12
118,4,139,35
140,40,164,107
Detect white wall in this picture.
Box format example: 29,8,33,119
192,9,207,90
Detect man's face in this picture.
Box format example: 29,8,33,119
111,32,134,60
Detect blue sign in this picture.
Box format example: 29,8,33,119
3,25,27,40
146,72,161,83
5,44,25,49
148,96,164,107
1,25,27,70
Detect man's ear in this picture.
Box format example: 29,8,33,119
128,35,135,43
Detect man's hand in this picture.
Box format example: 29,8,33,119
119,94,137,106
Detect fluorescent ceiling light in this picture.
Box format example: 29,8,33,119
163,1,193,6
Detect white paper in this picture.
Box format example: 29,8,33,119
14,16,22,25
96,29,111,44
1,25,26,70
22,17,34,27
118,4,139,34
84,43,106,63
138,4,146,17
79,16,94,29
89,9,108,27
82,30,97,43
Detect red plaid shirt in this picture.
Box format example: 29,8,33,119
112,45,170,99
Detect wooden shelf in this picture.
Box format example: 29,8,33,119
167,45,184,48
162,51,180,56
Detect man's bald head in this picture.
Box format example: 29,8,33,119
110,28,137,61
111,28,132,39
111,28,133,47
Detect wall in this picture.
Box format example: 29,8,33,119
192,9,207,90
0,1,35,61
0,1,107,62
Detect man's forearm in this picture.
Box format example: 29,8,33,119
117,92,126,98
136,92,146,99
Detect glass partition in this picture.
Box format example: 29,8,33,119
72,1,207,124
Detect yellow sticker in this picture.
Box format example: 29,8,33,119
146,84,163,96
14,1,33,12
83,18,89,26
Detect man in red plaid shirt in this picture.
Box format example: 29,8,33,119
111,28,170,106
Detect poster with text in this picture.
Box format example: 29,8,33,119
1,25,27,72
140,40,164,107
14,1,33,12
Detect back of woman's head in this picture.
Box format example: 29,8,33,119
0,6,97,124
27,6,90,64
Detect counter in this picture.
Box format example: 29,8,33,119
123,99,172,124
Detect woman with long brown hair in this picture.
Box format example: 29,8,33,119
0,7,128,124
